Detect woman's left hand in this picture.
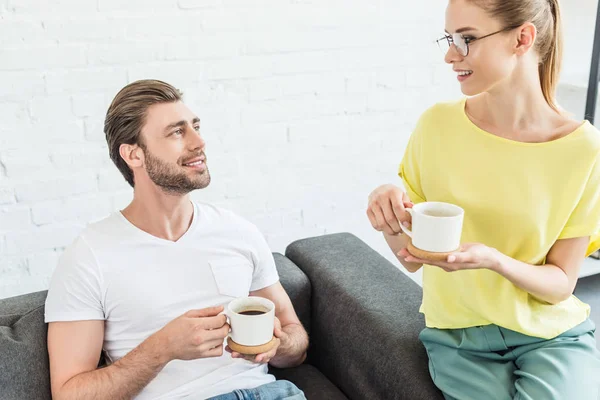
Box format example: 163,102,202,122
398,243,501,272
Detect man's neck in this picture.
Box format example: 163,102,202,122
121,186,195,242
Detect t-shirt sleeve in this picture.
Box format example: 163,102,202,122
242,223,280,292
45,236,105,323
398,113,427,204
558,154,600,256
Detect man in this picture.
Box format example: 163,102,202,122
45,80,309,400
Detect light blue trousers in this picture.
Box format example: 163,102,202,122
420,319,600,400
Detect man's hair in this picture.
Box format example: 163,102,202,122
104,79,183,187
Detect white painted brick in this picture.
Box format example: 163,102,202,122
15,173,98,203
405,66,435,88
0,20,50,47
203,57,275,80
27,251,61,278
196,8,247,32
0,255,28,280
31,195,113,226
4,223,84,255
280,73,346,97
50,145,109,170
35,120,86,145
7,0,97,14
272,52,337,75
84,118,107,143
0,186,15,205
45,68,128,94
128,62,204,88
29,95,73,124
0,206,32,233
247,78,282,102
164,36,241,61
88,42,162,66
0,71,46,101
243,30,376,55
98,168,130,192
0,102,29,131
110,190,133,210
124,15,204,40
43,18,127,42
375,70,407,91
98,0,177,12
72,93,109,118
178,0,220,9
0,45,87,71
0,149,52,179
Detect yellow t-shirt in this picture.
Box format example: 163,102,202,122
399,98,600,339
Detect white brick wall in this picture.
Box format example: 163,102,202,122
0,0,463,299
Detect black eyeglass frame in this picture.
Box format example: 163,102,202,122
437,25,521,57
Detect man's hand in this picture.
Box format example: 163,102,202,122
153,305,230,363
225,317,284,364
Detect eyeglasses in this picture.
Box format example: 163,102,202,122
436,26,520,57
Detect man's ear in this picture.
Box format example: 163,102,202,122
119,143,144,169
514,22,537,56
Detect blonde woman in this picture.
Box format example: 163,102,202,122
368,0,600,399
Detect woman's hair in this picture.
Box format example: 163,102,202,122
468,0,563,111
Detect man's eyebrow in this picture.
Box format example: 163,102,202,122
164,118,200,132
164,120,186,132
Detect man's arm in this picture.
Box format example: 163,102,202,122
48,320,166,400
48,306,229,400
250,282,308,368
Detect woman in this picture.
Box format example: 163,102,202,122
367,0,600,399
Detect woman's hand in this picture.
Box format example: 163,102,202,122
367,184,413,235
397,243,501,272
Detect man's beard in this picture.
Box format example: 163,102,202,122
142,148,211,195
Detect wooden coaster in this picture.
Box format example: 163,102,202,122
227,336,277,355
407,240,457,262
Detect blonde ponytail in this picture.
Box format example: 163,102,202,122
539,0,563,112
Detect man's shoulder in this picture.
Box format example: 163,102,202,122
63,212,124,256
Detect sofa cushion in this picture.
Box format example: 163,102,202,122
0,290,52,400
270,364,348,400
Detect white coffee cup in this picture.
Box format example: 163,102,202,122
400,202,464,253
226,297,275,346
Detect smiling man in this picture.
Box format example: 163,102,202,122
44,80,308,400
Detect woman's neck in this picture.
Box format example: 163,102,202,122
466,67,578,142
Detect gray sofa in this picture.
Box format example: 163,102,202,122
0,233,444,400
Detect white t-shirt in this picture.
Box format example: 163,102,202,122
45,202,280,399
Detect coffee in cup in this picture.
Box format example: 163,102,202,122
226,297,275,347
400,201,464,253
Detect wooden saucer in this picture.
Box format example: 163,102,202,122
227,336,277,355
407,240,457,262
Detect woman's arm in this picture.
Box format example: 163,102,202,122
400,236,589,304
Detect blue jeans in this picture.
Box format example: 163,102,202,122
207,380,306,400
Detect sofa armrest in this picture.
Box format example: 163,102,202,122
0,291,52,400
273,253,311,334
285,233,443,400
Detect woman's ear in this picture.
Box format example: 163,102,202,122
515,23,537,56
